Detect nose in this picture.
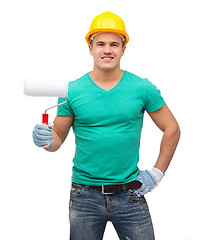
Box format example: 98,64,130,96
103,44,112,54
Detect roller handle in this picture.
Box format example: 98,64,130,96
42,113,49,125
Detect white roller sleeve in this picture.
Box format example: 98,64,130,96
24,79,68,97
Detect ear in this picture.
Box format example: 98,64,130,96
122,45,126,56
89,45,93,56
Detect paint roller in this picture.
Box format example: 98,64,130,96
24,79,69,125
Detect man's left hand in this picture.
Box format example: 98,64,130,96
131,167,165,197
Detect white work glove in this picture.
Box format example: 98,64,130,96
32,123,54,148
131,167,165,197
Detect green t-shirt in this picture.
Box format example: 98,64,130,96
57,70,165,185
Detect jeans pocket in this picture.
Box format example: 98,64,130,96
70,183,84,198
128,191,147,204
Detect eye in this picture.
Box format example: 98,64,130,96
111,43,119,47
97,43,104,47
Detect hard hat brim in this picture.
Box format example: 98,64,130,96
85,29,129,46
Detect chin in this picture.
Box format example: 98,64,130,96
98,64,119,72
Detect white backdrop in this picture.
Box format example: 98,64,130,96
0,0,203,239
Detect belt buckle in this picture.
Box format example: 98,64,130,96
102,185,114,195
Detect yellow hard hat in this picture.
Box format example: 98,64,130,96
85,11,129,46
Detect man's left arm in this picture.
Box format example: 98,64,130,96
148,103,181,173
133,104,180,196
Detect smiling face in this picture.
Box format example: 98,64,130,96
89,32,126,73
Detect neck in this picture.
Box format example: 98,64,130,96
90,66,123,83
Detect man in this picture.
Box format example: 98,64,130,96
33,11,180,240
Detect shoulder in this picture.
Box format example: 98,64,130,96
124,70,146,82
124,70,158,88
68,73,91,95
124,70,142,80
124,70,148,89
69,73,89,88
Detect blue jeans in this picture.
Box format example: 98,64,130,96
69,183,155,240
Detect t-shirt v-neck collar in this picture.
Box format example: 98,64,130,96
87,70,126,93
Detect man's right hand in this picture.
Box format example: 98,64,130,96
32,123,53,148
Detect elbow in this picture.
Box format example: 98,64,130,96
177,127,181,144
175,122,181,139
168,122,181,141
164,121,181,139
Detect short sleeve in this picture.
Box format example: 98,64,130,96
144,79,165,112
57,97,74,116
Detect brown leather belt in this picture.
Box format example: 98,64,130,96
73,180,142,194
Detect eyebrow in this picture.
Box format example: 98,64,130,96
96,41,120,46
111,42,120,46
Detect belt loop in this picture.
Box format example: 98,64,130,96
84,185,90,190
122,183,127,192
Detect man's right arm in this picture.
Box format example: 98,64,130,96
44,116,74,152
